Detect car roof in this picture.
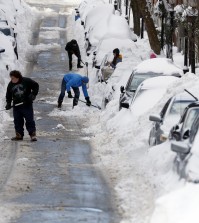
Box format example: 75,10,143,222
133,58,183,76
186,101,199,109
179,101,199,123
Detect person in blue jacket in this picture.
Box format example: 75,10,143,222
57,73,91,108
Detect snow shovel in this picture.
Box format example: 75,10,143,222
0,102,24,112
72,98,101,110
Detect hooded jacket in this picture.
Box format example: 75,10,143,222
111,54,122,68
63,73,89,98
6,77,39,105
65,40,80,57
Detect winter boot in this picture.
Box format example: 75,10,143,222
69,63,72,71
77,65,83,69
58,101,62,108
30,132,37,142
11,132,23,141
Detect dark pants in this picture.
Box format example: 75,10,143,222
68,52,81,69
13,104,36,136
58,78,80,103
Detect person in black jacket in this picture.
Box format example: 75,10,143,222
5,70,39,141
65,39,83,70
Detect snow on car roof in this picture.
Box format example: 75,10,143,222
131,76,178,116
134,58,183,76
88,13,133,46
139,76,178,89
84,4,114,32
79,0,105,22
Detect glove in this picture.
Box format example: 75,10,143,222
73,97,78,107
28,93,36,102
67,91,73,98
85,97,91,107
5,103,12,110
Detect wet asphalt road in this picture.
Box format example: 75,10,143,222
0,2,118,223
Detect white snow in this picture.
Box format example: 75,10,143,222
134,58,183,76
0,0,199,222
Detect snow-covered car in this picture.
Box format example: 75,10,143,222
93,38,135,81
148,92,195,146
119,58,183,110
84,4,114,33
78,0,106,25
121,76,179,117
171,113,199,182
169,101,199,142
85,12,137,53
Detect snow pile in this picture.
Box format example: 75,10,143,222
150,183,199,223
1,0,199,222
71,1,199,222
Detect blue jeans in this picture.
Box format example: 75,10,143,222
13,104,36,136
58,78,80,103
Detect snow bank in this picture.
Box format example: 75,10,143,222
150,183,199,223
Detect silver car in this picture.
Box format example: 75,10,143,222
148,93,195,146
171,108,199,182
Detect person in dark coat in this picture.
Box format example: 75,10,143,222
110,48,122,69
57,72,91,108
5,70,39,141
65,39,83,70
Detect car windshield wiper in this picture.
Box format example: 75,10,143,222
184,89,198,101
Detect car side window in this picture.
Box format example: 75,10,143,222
189,117,199,144
182,108,199,134
126,73,134,90
160,98,172,118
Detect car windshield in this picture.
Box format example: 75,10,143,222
169,100,194,116
126,72,161,92
182,108,199,133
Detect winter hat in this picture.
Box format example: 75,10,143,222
82,76,89,83
71,39,77,44
113,48,120,56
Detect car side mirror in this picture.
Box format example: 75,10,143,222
149,114,161,122
121,102,129,109
183,129,190,140
120,86,125,93
170,125,180,140
171,141,190,154
95,65,100,69
174,125,179,130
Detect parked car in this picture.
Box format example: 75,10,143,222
93,38,135,82
148,92,195,146
121,76,179,119
171,112,199,182
85,13,137,54
78,1,110,27
119,58,183,110
170,101,199,142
